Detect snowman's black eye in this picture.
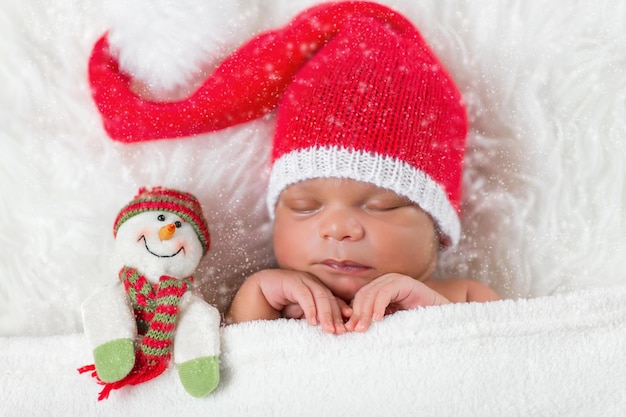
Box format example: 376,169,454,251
157,214,166,222
174,221,183,228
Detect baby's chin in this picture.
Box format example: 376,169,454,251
322,276,370,302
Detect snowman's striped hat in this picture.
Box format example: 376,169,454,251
114,187,211,255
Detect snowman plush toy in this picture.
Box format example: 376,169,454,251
80,187,220,400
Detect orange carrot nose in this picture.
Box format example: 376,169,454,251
159,223,176,241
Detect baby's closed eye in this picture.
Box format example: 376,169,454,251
285,198,322,214
363,196,411,212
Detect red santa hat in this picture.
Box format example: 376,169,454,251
89,1,467,247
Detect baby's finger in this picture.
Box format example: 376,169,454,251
336,297,353,319
302,281,340,333
317,293,348,334
345,302,374,332
345,312,373,333
371,287,399,322
287,282,319,326
349,282,394,332
329,298,348,335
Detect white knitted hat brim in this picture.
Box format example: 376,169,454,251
267,146,460,248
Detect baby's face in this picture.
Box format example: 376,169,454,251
273,178,439,301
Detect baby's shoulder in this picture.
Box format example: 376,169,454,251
424,278,500,303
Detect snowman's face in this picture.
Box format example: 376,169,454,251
115,211,204,281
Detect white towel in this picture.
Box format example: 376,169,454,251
3,286,625,416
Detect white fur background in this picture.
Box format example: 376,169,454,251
1,0,625,336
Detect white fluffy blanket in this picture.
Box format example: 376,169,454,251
2,0,626,415
3,287,626,416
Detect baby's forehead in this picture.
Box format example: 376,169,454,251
280,177,404,197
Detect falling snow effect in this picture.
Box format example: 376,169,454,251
1,0,625,340
1,1,626,416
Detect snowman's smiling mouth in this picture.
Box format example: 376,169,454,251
139,235,184,258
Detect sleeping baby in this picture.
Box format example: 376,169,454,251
225,2,500,333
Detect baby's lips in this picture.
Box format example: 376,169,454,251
321,259,371,273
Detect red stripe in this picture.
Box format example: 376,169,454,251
157,286,187,299
155,305,179,316
142,337,172,351
141,311,154,323
148,321,176,334
135,293,148,307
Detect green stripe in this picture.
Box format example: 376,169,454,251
155,295,185,307
152,312,177,324
141,345,172,357
144,331,172,343
157,279,186,291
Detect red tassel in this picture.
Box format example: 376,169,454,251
96,356,169,401
77,364,97,376
79,353,171,401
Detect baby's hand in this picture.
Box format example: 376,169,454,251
345,273,450,332
256,269,350,334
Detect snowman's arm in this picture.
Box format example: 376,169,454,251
173,292,221,364
81,282,137,348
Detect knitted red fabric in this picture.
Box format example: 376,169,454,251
88,2,423,142
270,15,466,217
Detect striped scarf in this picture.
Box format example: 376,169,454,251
81,266,192,400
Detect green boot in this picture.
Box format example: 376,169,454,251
93,338,135,383
177,356,220,397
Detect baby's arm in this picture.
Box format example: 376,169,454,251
424,278,501,303
226,270,282,323
345,273,450,332
226,269,348,334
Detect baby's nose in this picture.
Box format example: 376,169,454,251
319,209,364,241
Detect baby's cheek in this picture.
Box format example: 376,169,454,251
273,240,301,269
